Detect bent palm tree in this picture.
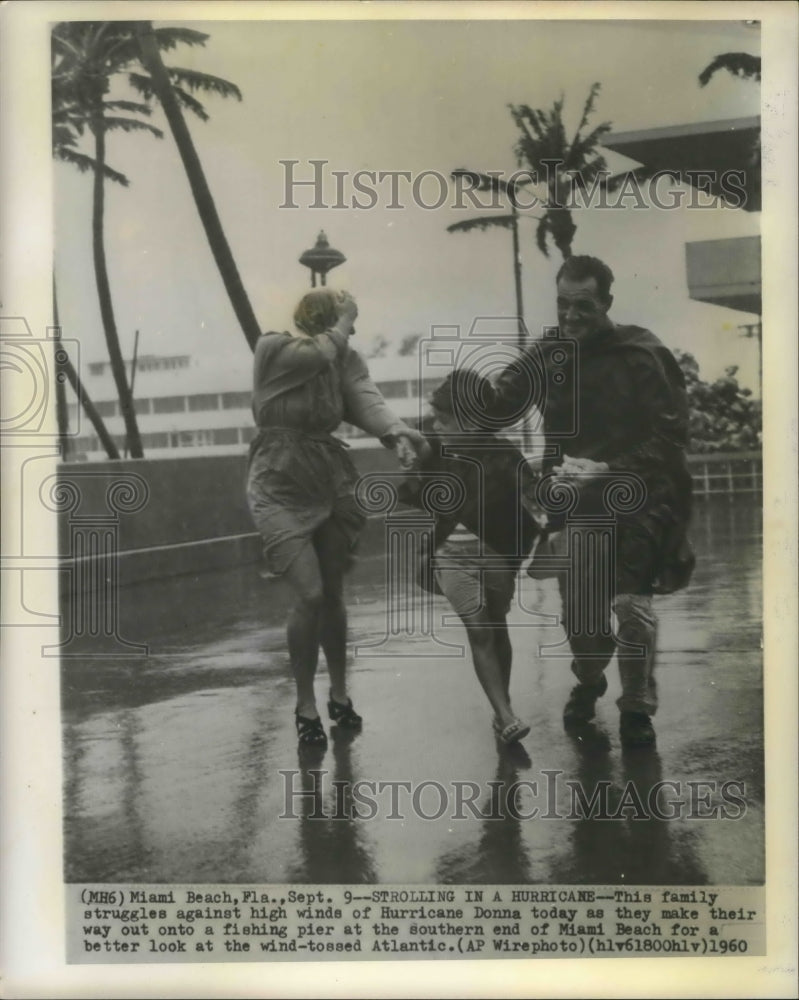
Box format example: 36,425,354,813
135,21,262,351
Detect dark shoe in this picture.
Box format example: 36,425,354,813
563,675,608,726
328,697,363,730
619,711,656,747
295,712,328,747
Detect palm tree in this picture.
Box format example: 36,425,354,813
52,22,165,458
135,22,262,351
509,83,618,261
52,21,246,458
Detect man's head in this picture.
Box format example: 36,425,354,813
429,368,494,439
555,255,614,342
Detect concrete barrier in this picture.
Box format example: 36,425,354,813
56,446,400,590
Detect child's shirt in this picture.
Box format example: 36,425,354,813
398,432,541,565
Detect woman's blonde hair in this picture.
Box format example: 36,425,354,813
293,289,341,336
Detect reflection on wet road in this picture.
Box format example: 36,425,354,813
62,498,763,885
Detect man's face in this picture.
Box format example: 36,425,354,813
556,275,611,342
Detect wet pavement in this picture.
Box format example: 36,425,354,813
62,497,763,885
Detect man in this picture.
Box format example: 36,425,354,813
486,255,694,747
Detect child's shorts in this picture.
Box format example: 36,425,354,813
430,536,518,619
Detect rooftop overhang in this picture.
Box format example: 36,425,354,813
602,117,760,212
685,235,761,315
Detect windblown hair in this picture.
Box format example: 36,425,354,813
293,289,341,336
430,367,496,431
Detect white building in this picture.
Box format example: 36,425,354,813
67,349,508,461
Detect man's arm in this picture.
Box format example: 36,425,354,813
486,345,547,426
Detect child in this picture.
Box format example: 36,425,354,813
399,368,542,744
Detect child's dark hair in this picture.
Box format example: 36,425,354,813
429,368,495,430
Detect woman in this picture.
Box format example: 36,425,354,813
247,289,423,747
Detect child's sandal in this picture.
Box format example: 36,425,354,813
328,697,363,729
295,712,328,747
499,718,531,745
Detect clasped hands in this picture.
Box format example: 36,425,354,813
552,453,609,483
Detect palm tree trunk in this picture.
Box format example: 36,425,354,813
135,21,262,352
53,275,120,460
91,113,144,457
52,276,71,460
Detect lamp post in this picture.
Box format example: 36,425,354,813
449,169,530,354
299,231,346,287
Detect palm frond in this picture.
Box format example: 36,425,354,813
447,215,515,234
535,218,550,257
574,82,601,138
164,67,242,101
103,99,152,115
168,86,209,121
99,116,163,138
54,146,129,184
566,120,613,169
151,27,210,52
127,71,155,100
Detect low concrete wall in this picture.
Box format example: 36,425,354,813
57,447,762,590
57,447,399,588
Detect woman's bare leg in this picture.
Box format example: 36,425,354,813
282,542,325,719
313,520,352,705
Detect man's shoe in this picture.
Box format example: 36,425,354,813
563,675,608,726
619,711,656,747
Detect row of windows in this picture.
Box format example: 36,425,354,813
72,426,253,453
87,356,191,377
69,420,414,454
67,378,444,422
68,390,253,421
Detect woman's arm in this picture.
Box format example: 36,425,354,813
340,348,413,445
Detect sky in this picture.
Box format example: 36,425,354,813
54,15,762,391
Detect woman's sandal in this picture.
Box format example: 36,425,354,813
328,697,363,729
497,717,531,745
295,712,328,747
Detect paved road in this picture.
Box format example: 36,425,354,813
62,497,763,885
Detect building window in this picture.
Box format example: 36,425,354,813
170,429,215,448
153,395,186,414
239,426,256,443
137,355,191,373
188,393,220,412
95,400,117,417
142,432,169,449
212,427,238,445
88,362,105,376
222,391,251,410
376,379,410,399
74,435,99,453
134,397,151,415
